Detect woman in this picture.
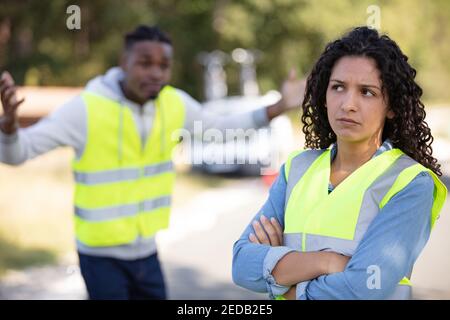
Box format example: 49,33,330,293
232,26,447,300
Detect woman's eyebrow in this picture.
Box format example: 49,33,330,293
360,83,381,90
330,78,380,90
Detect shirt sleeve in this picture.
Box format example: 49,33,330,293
232,164,296,298
177,89,270,135
298,171,435,300
0,95,87,165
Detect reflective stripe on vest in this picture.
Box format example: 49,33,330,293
74,195,171,221
72,85,185,247
74,161,173,185
281,148,447,300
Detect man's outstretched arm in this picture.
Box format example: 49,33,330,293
0,71,86,165
182,69,306,134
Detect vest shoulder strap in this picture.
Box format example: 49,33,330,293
284,149,327,206
380,160,447,229
284,149,327,182
153,85,186,133
284,149,304,181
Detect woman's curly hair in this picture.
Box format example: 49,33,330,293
301,26,442,176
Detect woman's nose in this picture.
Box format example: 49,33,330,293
341,90,358,112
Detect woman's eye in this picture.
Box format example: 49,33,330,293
362,88,375,97
332,84,343,91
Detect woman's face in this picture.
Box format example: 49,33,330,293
326,56,394,145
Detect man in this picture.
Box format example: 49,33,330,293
0,25,304,300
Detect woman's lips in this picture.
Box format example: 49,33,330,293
337,118,359,125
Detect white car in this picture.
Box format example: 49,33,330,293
187,90,294,175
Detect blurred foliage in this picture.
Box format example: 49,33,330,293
0,0,449,101
0,235,56,275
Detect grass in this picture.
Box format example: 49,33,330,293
0,236,56,276
0,148,75,276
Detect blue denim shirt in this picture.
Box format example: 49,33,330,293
232,141,435,299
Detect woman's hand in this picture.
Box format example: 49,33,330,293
249,215,283,246
326,252,351,274
279,252,350,300
282,286,296,300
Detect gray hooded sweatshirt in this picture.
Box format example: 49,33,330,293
0,67,269,260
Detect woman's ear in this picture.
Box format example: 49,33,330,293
386,109,395,119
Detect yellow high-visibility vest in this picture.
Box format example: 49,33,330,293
72,85,185,247
279,148,447,299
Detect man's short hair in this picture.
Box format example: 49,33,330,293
124,25,172,50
